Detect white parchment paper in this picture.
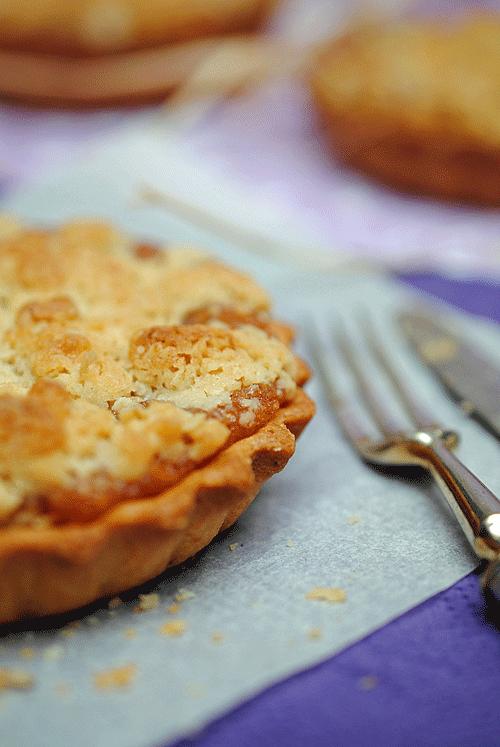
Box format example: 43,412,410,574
1,133,499,747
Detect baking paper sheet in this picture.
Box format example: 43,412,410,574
1,132,499,747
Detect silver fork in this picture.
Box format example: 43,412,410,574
308,315,500,608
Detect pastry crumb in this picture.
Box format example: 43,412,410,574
19,647,35,660
123,628,137,640
306,587,347,604
359,675,378,691
134,593,160,613
211,631,224,644
175,589,195,602
308,627,322,640
460,400,474,415
185,682,205,699
347,515,361,525
43,645,64,662
86,615,100,626
108,596,123,610
61,628,76,638
167,602,181,615
286,538,295,548
228,543,239,552
93,664,137,691
0,668,34,691
160,620,187,637
54,682,72,697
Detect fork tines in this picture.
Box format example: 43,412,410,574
307,315,441,453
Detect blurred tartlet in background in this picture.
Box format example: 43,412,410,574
0,0,278,105
0,0,276,55
311,14,500,206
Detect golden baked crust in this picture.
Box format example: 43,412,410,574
0,390,314,623
0,216,314,622
0,0,276,56
311,15,500,205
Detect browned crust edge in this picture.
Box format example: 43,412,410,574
0,388,314,623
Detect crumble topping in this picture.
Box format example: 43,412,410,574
0,217,303,524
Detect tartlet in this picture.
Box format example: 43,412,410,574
0,0,277,105
311,15,500,205
0,216,314,623
0,0,276,56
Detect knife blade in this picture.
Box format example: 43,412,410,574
398,310,500,440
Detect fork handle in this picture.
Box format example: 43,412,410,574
422,439,500,560
421,440,500,606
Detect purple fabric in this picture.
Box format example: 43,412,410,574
170,273,500,747
173,574,499,747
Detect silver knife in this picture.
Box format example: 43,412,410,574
398,310,500,440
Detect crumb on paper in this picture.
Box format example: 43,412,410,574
134,593,160,613
123,628,137,640
86,615,100,626
108,597,123,610
160,620,187,637
93,664,137,691
308,627,322,640
286,538,295,548
211,631,224,644
347,515,361,525
0,668,34,691
43,645,64,662
228,543,239,552
185,683,205,699
460,400,474,415
54,682,72,697
167,602,181,615
306,587,347,604
175,589,195,602
19,647,35,660
359,675,378,691
61,628,76,639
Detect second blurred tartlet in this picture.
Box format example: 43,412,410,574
311,15,500,206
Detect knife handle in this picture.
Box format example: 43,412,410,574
422,439,500,561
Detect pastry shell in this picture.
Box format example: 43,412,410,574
0,389,314,624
